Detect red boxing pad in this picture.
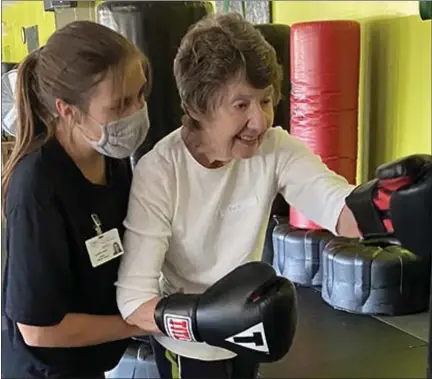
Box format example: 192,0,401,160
374,176,412,232
289,20,360,230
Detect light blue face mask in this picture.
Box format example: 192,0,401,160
88,103,150,159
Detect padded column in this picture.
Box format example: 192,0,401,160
272,20,360,286
255,24,291,134
254,24,291,266
289,20,360,229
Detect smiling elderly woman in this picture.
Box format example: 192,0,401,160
115,12,359,379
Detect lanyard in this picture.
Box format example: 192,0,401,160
91,213,103,236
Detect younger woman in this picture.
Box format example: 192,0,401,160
1,20,155,379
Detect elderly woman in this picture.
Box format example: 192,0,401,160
116,12,362,379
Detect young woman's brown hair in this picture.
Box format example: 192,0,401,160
1,20,149,215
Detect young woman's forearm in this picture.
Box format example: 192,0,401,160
18,313,145,348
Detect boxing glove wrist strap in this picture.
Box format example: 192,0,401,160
345,180,388,236
154,293,202,343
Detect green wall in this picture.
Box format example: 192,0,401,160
273,1,431,181
2,1,56,63
3,0,430,182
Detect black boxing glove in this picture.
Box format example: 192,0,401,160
346,154,432,259
154,261,297,363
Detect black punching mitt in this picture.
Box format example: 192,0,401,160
346,154,432,258
388,156,432,261
154,261,297,362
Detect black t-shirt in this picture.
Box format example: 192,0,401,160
1,138,133,378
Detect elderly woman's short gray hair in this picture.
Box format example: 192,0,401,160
174,12,283,128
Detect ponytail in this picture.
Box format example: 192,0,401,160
1,21,148,218
1,48,52,218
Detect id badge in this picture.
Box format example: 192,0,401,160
85,228,124,268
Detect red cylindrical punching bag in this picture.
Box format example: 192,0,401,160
289,20,360,230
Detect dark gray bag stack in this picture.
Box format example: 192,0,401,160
321,237,430,315
273,220,430,316
272,224,334,286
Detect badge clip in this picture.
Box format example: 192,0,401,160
91,213,103,236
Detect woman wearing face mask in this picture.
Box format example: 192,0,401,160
116,12,361,379
1,21,157,379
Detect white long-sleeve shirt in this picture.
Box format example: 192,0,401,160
116,126,355,361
